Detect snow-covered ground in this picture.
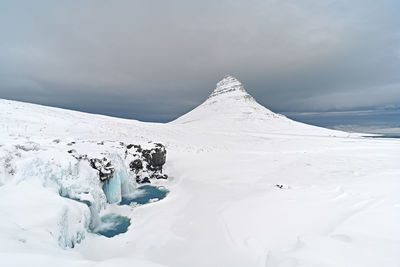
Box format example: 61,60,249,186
0,76,399,267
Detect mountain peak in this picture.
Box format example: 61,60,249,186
208,75,248,99
171,76,339,135
172,75,283,126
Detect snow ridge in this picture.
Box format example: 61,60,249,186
208,75,248,98
205,75,257,105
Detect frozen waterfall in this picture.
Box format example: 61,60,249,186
102,154,136,204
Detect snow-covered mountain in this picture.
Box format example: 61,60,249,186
172,75,342,136
173,75,284,124
0,76,399,267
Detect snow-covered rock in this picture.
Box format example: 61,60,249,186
125,143,168,183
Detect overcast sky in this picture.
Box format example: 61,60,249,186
1,0,399,127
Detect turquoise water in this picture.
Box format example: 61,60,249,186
94,185,168,238
94,214,131,238
120,185,169,205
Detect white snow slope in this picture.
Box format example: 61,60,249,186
0,76,399,267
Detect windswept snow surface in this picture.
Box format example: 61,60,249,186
1,76,399,267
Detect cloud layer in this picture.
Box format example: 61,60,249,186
0,0,399,122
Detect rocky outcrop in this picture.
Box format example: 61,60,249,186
125,143,168,184
141,143,167,171
67,141,168,185
89,157,114,182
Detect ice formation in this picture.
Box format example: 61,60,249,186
0,138,167,249
102,154,136,204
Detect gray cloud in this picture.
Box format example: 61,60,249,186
0,0,399,122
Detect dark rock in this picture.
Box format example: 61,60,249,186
141,144,166,172
127,144,142,152
136,176,150,184
129,159,143,173
151,173,168,179
275,184,289,189
68,150,87,160
125,142,167,184
89,158,114,181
